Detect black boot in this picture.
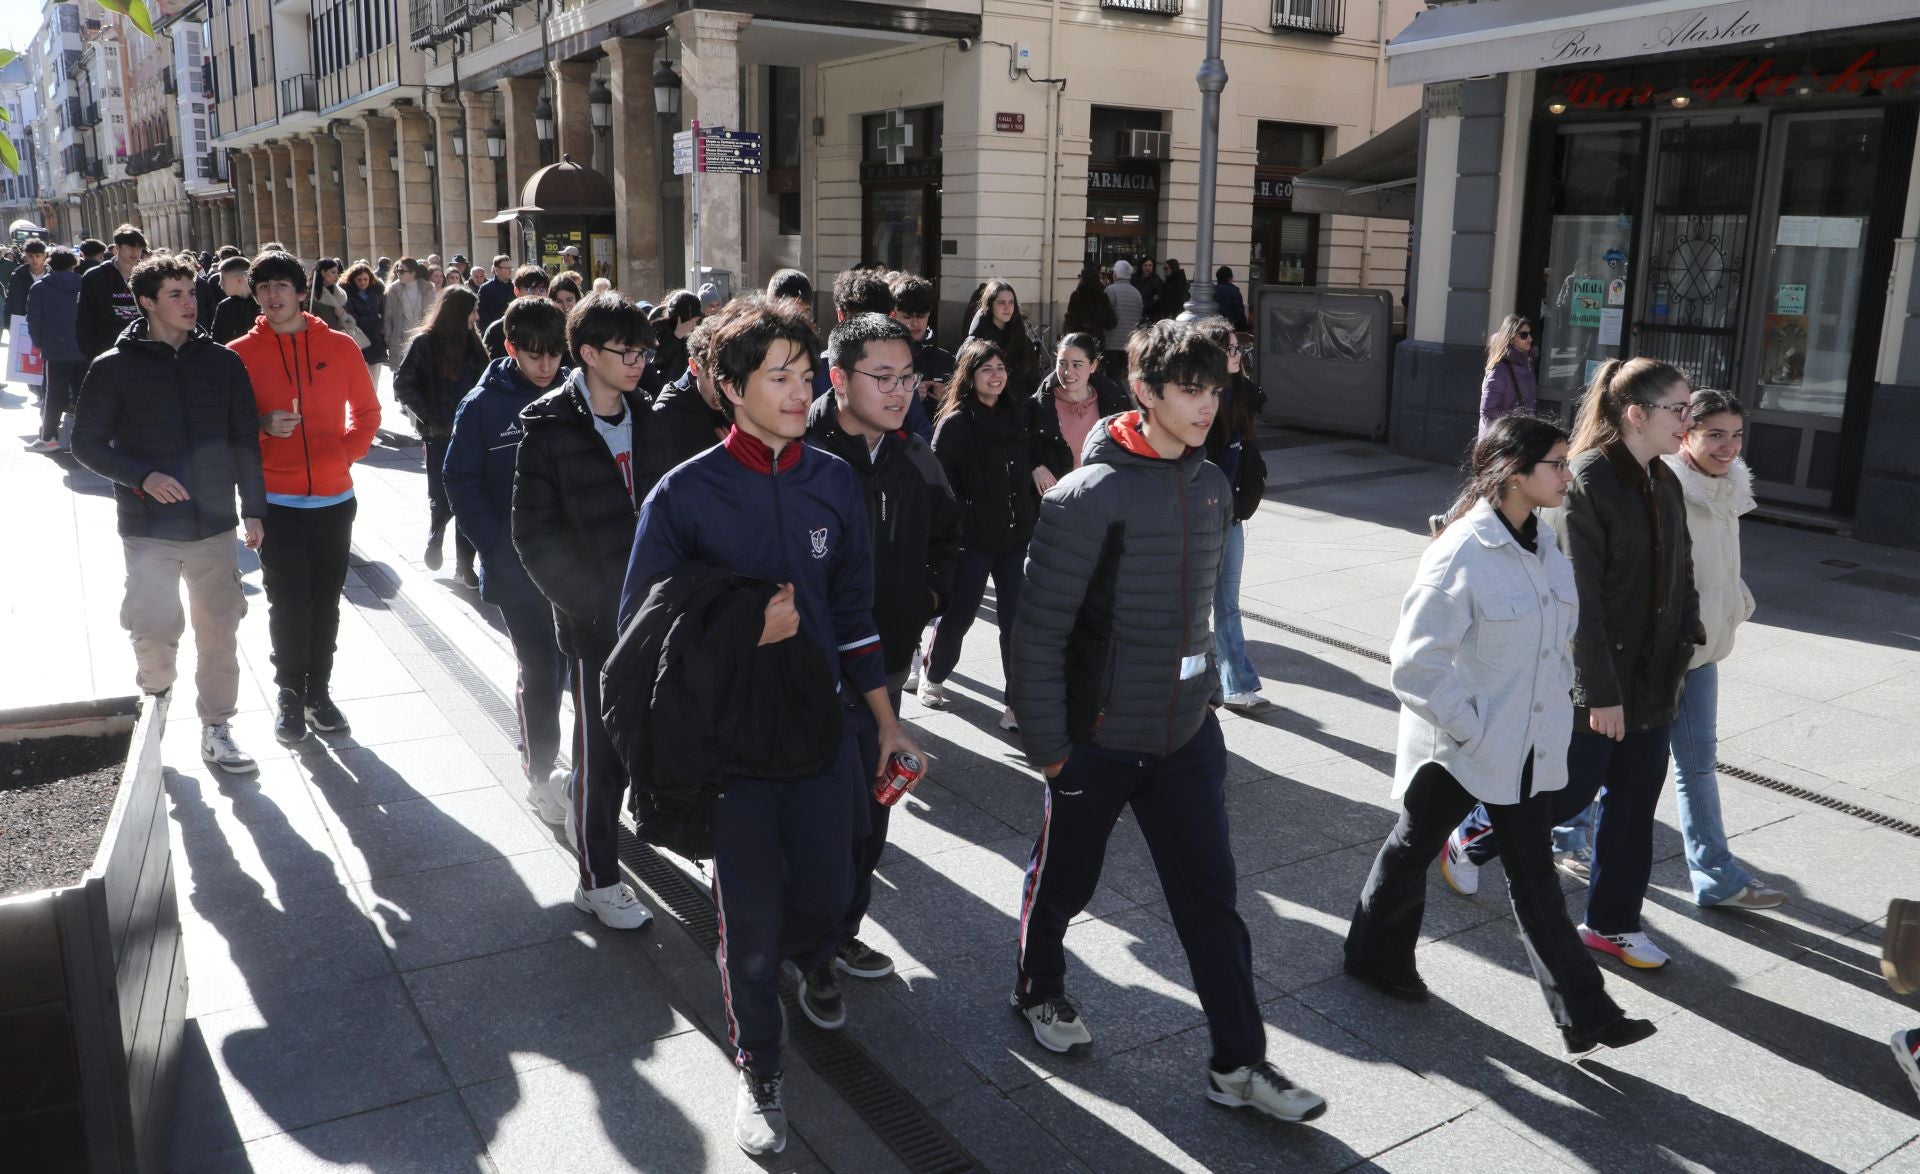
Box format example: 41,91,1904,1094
304,690,350,734
273,688,309,745
424,525,445,571
1562,1016,1657,1055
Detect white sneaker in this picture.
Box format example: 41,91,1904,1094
573,882,654,930
1579,924,1670,970
1222,691,1273,713
1440,827,1480,896
526,777,566,826
998,707,1019,732
24,437,62,453
917,677,948,709
904,656,921,693
1206,1060,1327,1123
199,723,257,774
733,1069,787,1156
1717,883,1788,911
1012,992,1093,1053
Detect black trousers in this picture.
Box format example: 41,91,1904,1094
568,643,626,891
1346,760,1621,1034
926,547,1025,686
40,359,82,442
497,598,564,785
842,671,908,945
259,498,357,696
422,439,475,570
1016,713,1265,1072
1458,725,1673,935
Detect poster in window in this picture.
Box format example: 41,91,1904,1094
590,233,614,282
1569,278,1605,327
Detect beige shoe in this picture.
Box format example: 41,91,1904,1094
1884,899,1920,994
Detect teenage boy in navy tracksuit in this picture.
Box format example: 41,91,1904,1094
444,297,571,827
619,294,924,1159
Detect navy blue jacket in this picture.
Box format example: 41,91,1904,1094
444,357,558,605
476,277,514,330
26,268,82,363
621,430,887,699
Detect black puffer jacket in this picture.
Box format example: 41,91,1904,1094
602,561,845,858
932,396,1040,555
511,369,652,657
806,394,964,674
1031,373,1131,478
1010,411,1230,766
1204,371,1268,522
640,369,728,488
76,262,139,359
71,320,268,541
392,332,486,441
1553,443,1705,730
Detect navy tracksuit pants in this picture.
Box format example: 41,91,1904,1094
568,643,626,891
712,731,865,1079
497,599,564,786
843,672,908,944
1015,712,1265,1073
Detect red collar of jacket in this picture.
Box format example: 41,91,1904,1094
723,426,805,473
1106,409,1191,460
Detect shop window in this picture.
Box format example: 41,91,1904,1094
1089,105,1165,164
1257,121,1324,168
767,67,801,171
778,191,801,237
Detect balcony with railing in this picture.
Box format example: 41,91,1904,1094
442,0,472,33
1100,0,1181,12
278,74,319,115
80,100,101,127
126,141,174,175
64,96,82,128
1271,0,1344,35
62,49,84,79
162,65,176,94
472,0,521,19
409,0,439,47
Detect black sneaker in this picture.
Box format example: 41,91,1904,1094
304,693,350,734
273,688,309,745
1562,1016,1657,1055
424,526,445,571
835,936,896,979
797,963,846,1030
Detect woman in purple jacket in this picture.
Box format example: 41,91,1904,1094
1478,314,1537,436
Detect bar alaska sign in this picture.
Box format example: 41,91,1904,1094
1546,42,1920,112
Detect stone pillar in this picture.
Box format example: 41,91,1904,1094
315,134,345,263
460,90,504,265
361,113,401,262
552,60,595,173
431,96,471,264
499,75,544,203
265,141,292,253
287,137,320,262
336,125,371,264
608,37,661,298
673,9,750,292
232,152,256,252
390,108,437,258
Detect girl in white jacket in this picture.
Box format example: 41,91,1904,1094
1345,415,1655,1054
1661,390,1787,910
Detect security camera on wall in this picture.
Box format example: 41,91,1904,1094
957,37,974,53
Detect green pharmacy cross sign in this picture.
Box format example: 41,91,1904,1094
874,108,913,166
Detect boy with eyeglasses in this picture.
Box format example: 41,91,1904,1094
805,312,962,997
445,297,573,829
512,292,658,931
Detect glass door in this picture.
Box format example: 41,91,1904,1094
1630,117,1766,395
1536,124,1645,415
1737,111,1883,508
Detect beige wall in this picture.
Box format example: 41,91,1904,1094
806,0,1423,330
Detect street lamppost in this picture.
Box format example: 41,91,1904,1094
1178,0,1225,322
533,94,555,166
486,116,508,254
651,57,681,118
588,77,611,175
424,129,441,257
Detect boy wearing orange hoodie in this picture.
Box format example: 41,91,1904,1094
228,251,382,745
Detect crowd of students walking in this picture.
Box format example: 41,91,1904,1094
4,225,1865,1157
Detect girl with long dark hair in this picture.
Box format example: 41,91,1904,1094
392,286,486,578
1443,358,1704,972
965,279,1041,396
343,262,388,370
1031,332,1129,483
1346,414,1656,1054
920,338,1043,731
1062,265,1118,339
1198,321,1271,711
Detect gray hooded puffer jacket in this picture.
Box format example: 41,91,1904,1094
1010,411,1230,767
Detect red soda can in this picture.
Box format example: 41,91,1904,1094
873,752,924,806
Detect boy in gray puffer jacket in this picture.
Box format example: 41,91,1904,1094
1008,319,1326,1126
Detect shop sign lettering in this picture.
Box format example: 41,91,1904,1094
1254,176,1294,203
1543,8,1766,64
1550,48,1920,112
1088,168,1158,194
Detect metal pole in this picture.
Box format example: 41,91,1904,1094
689,119,702,293
1179,0,1226,322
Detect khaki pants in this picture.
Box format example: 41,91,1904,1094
121,532,247,725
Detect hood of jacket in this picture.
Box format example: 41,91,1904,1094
36,268,82,300
236,310,340,349
1082,410,1209,484
479,354,554,403
520,365,640,429
1663,452,1755,520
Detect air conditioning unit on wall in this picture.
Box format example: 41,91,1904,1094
1120,129,1170,161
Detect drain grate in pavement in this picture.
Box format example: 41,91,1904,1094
352,554,982,1173
1240,607,1920,840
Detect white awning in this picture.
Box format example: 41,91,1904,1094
1387,0,1920,87
1290,112,1420,220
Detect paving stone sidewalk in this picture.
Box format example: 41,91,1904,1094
8,372,1920,1171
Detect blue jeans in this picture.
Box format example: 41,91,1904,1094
1213,521,1261,696
1670,662,1754,906
1552,803,1594,856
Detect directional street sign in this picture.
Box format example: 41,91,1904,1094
671,126,764,175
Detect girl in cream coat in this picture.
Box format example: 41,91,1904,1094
1345,415,1654,1055
1661,390,1786,910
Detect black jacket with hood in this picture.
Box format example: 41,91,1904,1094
1009,411,1230,767
601,561,845,858
1204,371,1268,522
805,393,964,675
71,320,268,541
931,396,1041,556
76,262,139,359
640,368,729,488
511,368,653,657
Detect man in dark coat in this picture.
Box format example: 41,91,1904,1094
71,254,266,775
25,248,84,450
76,225,146,361
475,254,516,331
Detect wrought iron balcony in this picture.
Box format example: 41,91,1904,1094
408,0,440,47
65,96,82,127
442,0,472,33
126,142,174,175
1100,0,1181,12
80,100,101,127
278,74,318,115
1271,0,1344,35
472,0,522,19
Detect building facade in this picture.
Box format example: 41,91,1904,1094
1389,0,1920,548
0,58,42,229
